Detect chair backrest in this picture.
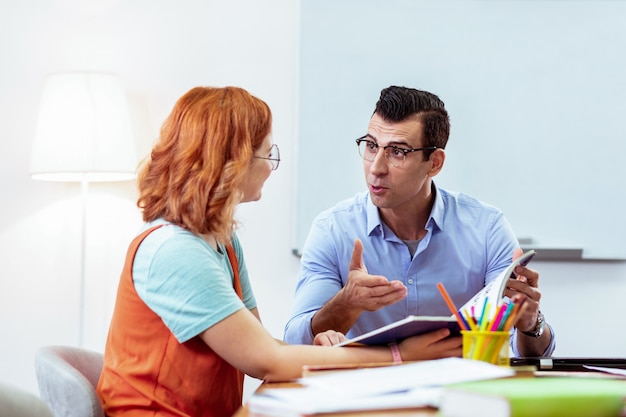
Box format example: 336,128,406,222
0,381,54,417
34,345,105,417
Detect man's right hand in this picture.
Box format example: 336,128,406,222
341,238,407,312
311,238,407,335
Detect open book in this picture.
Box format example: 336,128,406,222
335,250,536,347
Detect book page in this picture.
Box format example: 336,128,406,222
458,250,536,321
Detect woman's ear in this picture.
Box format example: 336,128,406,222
428,148,445,177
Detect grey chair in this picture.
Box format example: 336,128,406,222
0,381,54,417
34,345,105,417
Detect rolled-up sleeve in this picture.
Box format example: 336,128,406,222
284,213,347,344
511,323,557,357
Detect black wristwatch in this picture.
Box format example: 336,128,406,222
519,310,545,338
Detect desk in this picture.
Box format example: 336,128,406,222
234,369,625,417
233,381,437,417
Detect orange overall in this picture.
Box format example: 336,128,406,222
97,225,244,416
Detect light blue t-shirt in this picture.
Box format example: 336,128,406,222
133,219,257,343
284,184,555,356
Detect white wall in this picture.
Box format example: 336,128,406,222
0,0,300,398
0,0,625,404
296,0,626,261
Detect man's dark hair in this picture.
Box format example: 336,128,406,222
374,86,450,158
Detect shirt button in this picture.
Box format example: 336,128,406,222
408,279,414,284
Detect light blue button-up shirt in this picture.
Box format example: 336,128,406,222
284,184,555,356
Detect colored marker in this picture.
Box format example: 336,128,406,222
436,282,468,331
490,303,507,331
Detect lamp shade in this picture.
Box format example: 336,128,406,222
30,72,138,182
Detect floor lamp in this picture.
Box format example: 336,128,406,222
30,71,137,346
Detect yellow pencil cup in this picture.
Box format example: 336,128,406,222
461,330,510,366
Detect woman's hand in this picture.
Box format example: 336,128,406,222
398,328,463,361
313,330,347,346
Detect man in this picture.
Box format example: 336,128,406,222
284,86,555,357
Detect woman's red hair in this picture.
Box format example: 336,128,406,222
137,86,272,243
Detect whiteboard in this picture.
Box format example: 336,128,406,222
294,0,626,260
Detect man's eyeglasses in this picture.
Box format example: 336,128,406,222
356,136,437,168
254,143,280,171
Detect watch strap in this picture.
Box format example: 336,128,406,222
520,310,545,338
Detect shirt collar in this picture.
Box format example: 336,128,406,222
365,194,382,236
365,182,446,236
429,182,445,233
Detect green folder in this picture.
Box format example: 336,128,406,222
439,376,626,417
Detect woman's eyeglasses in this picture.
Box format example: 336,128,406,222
254,144,280,170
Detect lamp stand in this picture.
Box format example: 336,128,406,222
30,72,139,347
78,178,88,347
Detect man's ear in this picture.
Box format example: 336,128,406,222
428,148,445,177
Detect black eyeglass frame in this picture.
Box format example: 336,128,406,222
355,136,437,167
253,143,281,171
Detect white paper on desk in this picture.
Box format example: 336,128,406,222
248,358,514,416
248,386,442,416
299,357,514,398
584,365,626,376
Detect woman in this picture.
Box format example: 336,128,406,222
96,86,461,417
